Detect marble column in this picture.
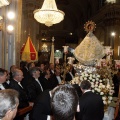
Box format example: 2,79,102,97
0,0,22,70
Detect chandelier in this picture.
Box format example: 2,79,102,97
106,0,116,3
33,0,65,27
0,0,9,7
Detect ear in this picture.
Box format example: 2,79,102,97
5,109,12,118
77,104,80,112
81,88,85,93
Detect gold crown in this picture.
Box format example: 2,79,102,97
84,21,96,32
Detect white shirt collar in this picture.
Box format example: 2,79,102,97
0,84,5,90
84,89,91,93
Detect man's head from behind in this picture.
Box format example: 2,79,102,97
0,89,19,120
80,80,91,93
51,84,78,120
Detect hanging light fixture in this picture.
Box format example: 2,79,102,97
33,0,65,27
0,0,10,7
106,0,116,3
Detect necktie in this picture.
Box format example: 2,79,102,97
36,79,43,91
18,82,23,89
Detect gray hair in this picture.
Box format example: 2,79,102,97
12,69,21,78
29,67,39,76
0,89,19,119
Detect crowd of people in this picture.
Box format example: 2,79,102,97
0,60,119,120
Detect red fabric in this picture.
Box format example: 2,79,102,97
29,39,35,52
30,53,36,60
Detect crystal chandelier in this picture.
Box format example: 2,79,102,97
106,0,116,3
0,0,9,7
33,0,65,27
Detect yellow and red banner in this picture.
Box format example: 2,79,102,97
21,36,38,61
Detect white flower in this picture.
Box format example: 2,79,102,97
89,77,92,80
108,100,111,104
102,97,106,100
89,71,92,74
99,80,102,83
93,74,96,78
108,96,112,100
97,75,100,78
95,88,98,91
103,100,107,105
96,78,99,81
92,79,95,82
91,82,94,85
103,79,105,81
99,83,103,86
95,84,98,87
100,92,104,95
91,84,94,88
96,82,99,84
80,76,83,80
84,77,87,80
102,85,105,88
97,88,100,92
92,90,95,92
85,74,88,77
90,74,92,77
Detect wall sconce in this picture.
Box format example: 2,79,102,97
7,25,14,34
7,11,15,20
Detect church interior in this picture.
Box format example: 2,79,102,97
0,0,120,69
0,0,120,120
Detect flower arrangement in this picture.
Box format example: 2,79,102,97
70,70,114,105
80,71,114,105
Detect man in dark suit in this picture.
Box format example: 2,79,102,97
40,70,51,90
9,69,30,109
30,89,52,120
51,84,79,120
112,69,120,97
50,67,63,89
65,65,75,82
38,62,45,79
0,68,10,90
76,80,104,120
26,67,43,102
49,63,55,76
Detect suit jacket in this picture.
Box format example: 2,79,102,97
9,79,29,109
40,77,51,91
0,82,10,90
21,70,32,90
49,70,54,76
30,90,52,120
65,72,74,82
76,91,104,120
26,77,43,102
49,74,62,89
112,74,119,97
